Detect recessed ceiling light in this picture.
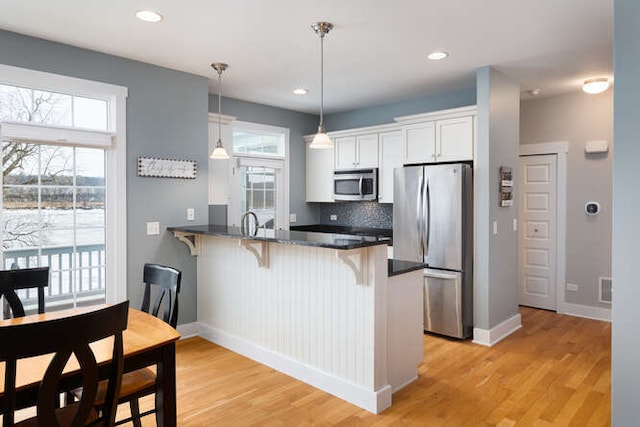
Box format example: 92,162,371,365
135,10,163,23
427,51,449,60
293,88,309,95
582,77,610,94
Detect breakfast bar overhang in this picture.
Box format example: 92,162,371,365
169,225,424,414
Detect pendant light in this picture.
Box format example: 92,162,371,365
210,62,230,160
309,22,334,149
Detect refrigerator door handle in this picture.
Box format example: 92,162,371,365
423,178,431,259
417,173,424,255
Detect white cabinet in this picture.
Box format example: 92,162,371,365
435,116,474,162
335,133,379,170
378,130,404,203
404,122,436,164
305,142,334,202
403,114,474,164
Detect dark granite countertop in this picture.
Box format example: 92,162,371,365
167,224,390,250
290,224,393,245
388,259,426,277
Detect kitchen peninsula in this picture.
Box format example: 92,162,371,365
168,224,424,413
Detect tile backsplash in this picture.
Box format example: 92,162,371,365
318,202,392,229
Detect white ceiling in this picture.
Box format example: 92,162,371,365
0,0,613,114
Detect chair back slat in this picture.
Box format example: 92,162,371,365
0,266,50,318
142,263,181,328
0,301,129,427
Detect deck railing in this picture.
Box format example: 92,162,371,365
2,244,106,312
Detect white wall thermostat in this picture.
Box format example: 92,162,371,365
585,201,600,216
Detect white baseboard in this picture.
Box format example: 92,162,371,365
198,323,392,414
472,313,522,347
559,302,611,322
176,322,200,339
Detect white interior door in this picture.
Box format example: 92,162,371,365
518,154,557,310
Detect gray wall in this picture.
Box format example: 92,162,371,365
0,29,209,325
325,87,476,131
475,67,520,330
612,0,640,423
520,91,613,308
208,95,318,225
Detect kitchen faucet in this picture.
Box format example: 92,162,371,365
241,210,260,236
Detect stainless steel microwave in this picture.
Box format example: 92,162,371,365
333,168,378,201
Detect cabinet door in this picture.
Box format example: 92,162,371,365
378,130,403,203
435,116,474,162
404,122,436,164
306,142,334,202
334,136,357,169
356,133,379,168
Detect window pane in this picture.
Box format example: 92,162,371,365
233,130,284,156
0,84,33,122
33,90,72,127
41,145,74,186
73,96,108,131
2,141,39,181
76,147,105,186
1,186,39,250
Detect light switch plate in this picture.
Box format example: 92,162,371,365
330,214,337,221
146,221,160,236
289,213,297,223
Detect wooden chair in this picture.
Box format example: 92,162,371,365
0,266,49,318
0,301,129,427
71,263,181,426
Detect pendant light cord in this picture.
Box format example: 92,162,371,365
319,32,324,129
218,69,222,144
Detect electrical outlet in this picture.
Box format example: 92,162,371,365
493,221,498,235
566,283,579,291
146,221,160,236
289,213,297,223
187,208,195,221
330,214,338,221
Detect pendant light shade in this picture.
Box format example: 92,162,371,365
210,62,230,160
309,22,334,149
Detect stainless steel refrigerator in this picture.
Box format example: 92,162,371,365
393,163,473,339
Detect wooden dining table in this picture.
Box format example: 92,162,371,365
0,305,181,427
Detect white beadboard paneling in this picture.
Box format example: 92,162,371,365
195,235,390,412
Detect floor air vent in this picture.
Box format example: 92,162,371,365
599,277,612,304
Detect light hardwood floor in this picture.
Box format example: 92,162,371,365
129,306,611,426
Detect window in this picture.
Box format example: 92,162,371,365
0,84,108,131
233,128,285,157
226,121,289,230
0,64,127,312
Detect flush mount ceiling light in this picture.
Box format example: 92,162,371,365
582,77,610,94
135,10,163,22
309,21,334,149
210,62,230,160
427,50,449,60
293,88,309,95
527,88,541,96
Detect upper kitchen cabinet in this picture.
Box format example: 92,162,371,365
378,130,404,203
435,116,474,162
397,106,476,165
403,122,436,164
306,139,335,202
335,133,379,170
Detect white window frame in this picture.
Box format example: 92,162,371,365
0,64,128,304
229,120,289,230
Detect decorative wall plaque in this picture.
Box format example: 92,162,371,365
137,156,197,179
